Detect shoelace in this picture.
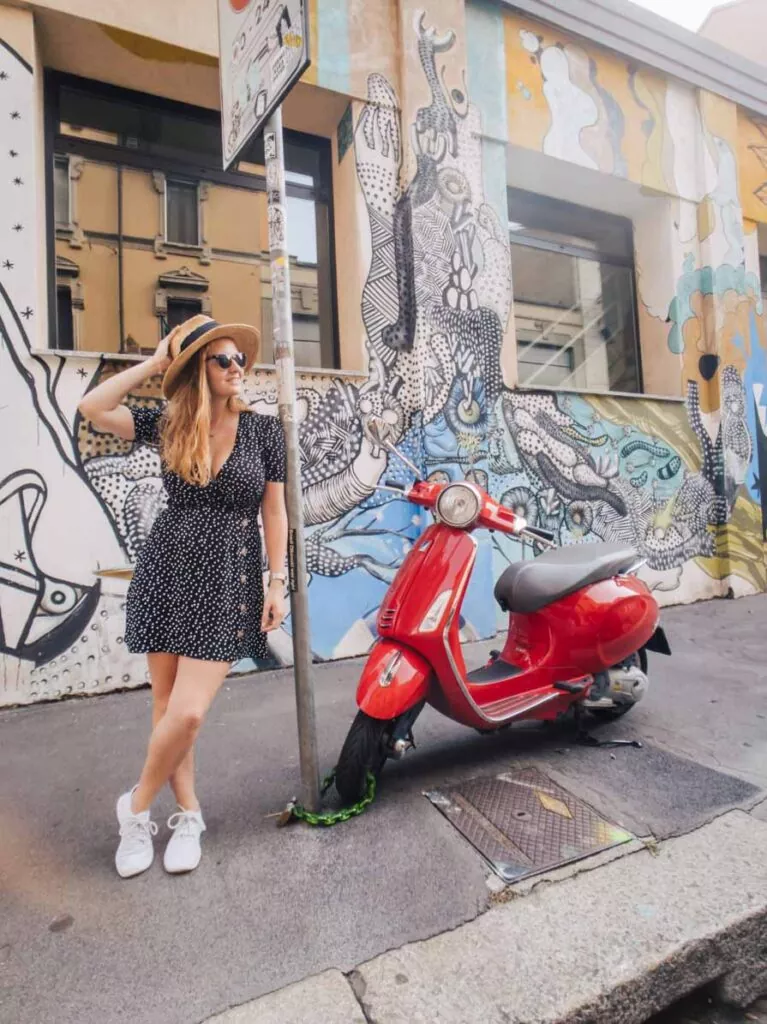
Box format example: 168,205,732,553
119,817,158,848
167,811,201,840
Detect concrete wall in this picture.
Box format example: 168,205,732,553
1,0,766,706
699,0,767,69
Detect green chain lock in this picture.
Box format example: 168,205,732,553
276,770,377,827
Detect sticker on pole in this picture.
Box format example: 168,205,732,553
217,0,310,170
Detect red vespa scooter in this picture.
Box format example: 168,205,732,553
334,434,671,804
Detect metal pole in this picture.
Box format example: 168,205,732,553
264,106,320,812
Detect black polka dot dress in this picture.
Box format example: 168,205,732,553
125,406,286,663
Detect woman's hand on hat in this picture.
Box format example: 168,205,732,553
148,330,177,373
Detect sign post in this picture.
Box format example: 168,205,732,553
218,0,319,811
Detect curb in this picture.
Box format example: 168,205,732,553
207,811,767,1023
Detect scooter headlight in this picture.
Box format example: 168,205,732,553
435,483,480,529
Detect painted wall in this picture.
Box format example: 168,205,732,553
491,5,767,598
739,110,767,225
1,0,766,707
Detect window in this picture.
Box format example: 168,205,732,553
508,188,641,394
165,297,202,331
760,255,767,302
517,337,574,387
54,156,70,227
166,179,199,246
46,73,338,367
56,286,74,349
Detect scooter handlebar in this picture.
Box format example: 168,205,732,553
520,525,557,547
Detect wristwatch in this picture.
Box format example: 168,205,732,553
269,571,288,586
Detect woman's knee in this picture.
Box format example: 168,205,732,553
168,706,205,737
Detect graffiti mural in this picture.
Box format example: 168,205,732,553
2,4,766,706
0,35,141,704
739,112,767,223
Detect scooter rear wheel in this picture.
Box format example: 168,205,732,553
335,711,390,805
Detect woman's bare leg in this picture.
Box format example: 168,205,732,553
146,652,198,810
131,657,230,814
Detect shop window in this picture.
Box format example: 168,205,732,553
46,73,338,367
508,188,641,394
166,180,200,246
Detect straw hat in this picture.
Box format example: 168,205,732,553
161,314,260,399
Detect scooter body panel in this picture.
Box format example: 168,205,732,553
356,640,432,720
500,575,658,677
376,527,491,728
376,523,469,639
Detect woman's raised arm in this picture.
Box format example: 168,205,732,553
78,335,173,440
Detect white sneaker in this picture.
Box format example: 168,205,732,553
115,789,157,879
163,808,206,874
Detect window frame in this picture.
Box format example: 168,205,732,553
164,177,201,247
44,71,340,368
507,187,643,395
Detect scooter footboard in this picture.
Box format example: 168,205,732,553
356,641,431,720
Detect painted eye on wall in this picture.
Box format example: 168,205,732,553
40,580,78,615
450,87,469,118
457,397,481,425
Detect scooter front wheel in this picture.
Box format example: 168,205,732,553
335,711,391,805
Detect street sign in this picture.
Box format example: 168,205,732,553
217,0,310,170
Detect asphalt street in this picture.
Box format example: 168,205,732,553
1,594,765,1024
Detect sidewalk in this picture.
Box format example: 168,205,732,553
208,810,767,1024
1,596,766,1024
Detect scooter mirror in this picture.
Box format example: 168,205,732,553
367,415,424,481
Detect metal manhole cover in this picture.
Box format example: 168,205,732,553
426,766,633,882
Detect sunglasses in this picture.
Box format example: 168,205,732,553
205,352,247,370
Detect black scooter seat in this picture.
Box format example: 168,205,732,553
494,543,638,615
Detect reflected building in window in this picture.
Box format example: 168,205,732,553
49,75,338,369
508,188,641,394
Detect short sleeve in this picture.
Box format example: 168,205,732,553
262,415,287,482
130,405,163,446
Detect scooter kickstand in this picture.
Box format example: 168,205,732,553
573,705,642,749
576,732,643,750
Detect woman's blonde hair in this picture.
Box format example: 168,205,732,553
160,346,249,487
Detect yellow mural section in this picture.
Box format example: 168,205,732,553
738,110,767,225
504,11,677,197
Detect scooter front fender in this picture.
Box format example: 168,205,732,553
356,641,431,721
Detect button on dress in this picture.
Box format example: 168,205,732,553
125,406,286,663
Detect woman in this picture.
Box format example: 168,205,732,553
78,315,288,878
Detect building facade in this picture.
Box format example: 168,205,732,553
1,0,767,706
699,0,767,68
